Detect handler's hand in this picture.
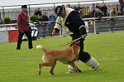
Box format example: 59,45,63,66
52,30,57,35
81,34,87,39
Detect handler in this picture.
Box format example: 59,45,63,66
52,5,99,73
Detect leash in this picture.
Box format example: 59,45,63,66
59,37,82,48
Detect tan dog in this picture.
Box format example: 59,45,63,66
36,42,80,75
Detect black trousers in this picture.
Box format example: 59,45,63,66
16,31,33,49
71,34,91,63
110,19,115,32
42,27,46,38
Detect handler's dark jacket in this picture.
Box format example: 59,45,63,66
54,7,87,36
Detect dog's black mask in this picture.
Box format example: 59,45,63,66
71,42,80,46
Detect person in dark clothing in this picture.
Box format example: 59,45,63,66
42,12,49,21
37,13,48,22
16,5,33,50
101,4,108,16
109,8,118,32
52,6,99,73
41,12,48,38
48,12,56,36
89,3,96,17
119,0,124,12
96,3,101,10
34,8,42,16
37,14,43,21
94,8,103,34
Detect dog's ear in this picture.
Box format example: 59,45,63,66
71,42,80,46
75,42,80,46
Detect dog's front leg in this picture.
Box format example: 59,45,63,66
38,63,53,75
38,63,42,75
70,62,79,73
50,60,57,75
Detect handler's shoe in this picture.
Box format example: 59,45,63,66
86,57,99,70
16,48,20,50
66,60,79,74
92,62,99,70
66,69,76,74
66,68,82,74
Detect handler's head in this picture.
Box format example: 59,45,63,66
55,5,66,18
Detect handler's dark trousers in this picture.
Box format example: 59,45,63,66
69,34,99,72
16,31,33,50
71,34,91,63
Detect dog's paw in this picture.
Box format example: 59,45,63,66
50,71,55,75
38,71,41,75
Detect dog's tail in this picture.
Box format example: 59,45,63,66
36,45,47,53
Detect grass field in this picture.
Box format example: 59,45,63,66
0,32,124,82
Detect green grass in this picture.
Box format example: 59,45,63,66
0,32,124,82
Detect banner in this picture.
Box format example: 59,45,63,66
0,30,18,43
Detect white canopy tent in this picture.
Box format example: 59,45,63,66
0,0,118,6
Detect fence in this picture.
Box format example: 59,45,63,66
36,15,124,37
83,16,124,34
0,0,119,20
0,15,124,42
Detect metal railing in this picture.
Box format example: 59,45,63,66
83,15,124,34
0,15,124,39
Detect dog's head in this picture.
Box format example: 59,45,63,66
71,42,80,46
71,42,80,50
71,42,80,56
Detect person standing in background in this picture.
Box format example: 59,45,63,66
119,0,124,12
16,5,33,50
89,3,96,17
41,12,49,21
34,8,42,17
109,8,118,32
101,4,108,16
48,12,56,22
115,4,119,12
40,12,49,38
94,8,103,34
37,14,43,21
48,12,56,36
96,3,101,10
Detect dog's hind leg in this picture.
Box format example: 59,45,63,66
50,60,57,75
38,63,53,75
77,67,82,72
70,62,79,73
